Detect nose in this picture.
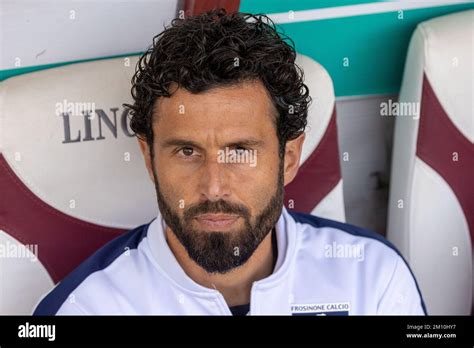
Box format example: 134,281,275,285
198,154,231,202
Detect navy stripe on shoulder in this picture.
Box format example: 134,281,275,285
33,221,152,315
289,211,428,315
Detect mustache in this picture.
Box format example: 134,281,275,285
183,199,250,220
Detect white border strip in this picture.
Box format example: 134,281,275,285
268,1,473,24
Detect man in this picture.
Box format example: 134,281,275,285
34,10,426,315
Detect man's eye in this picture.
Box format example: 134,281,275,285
234,146,248,152
178,147,195,157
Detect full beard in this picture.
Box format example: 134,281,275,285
152,163,284,274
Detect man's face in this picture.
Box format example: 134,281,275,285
144,80,287,274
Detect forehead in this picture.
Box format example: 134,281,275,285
153,80,277,132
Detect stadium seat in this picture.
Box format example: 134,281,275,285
285,55,345,222
387,10,474,315
0,53,345,314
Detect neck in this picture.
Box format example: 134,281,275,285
165,227,275,307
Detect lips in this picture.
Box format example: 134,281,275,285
193,213,240,229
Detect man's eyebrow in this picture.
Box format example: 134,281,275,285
225,138,264,147
161,139,204,150
160,138,264,149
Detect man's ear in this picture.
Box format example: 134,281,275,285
283,132,305,186
137,137,155,182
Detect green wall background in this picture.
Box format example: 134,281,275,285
240,0,474,96
1,1,473,97
240,0,384,13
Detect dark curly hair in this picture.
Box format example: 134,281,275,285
125,9,311,157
